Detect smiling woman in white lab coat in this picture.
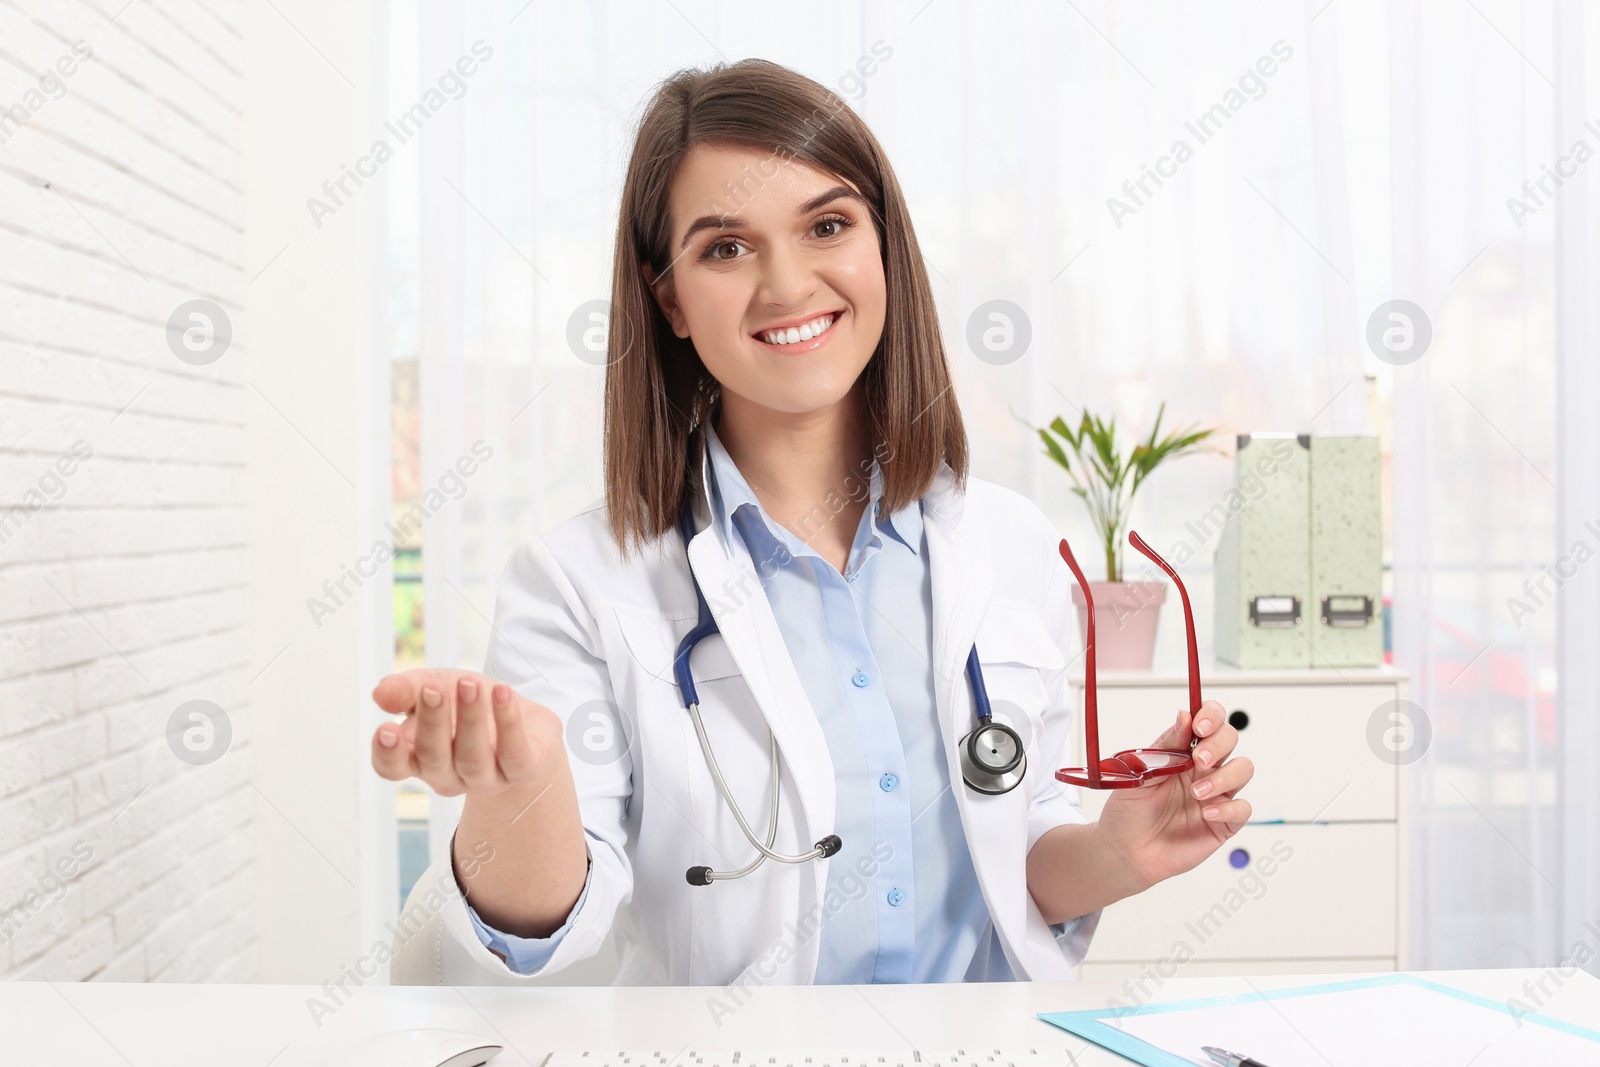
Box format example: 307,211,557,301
370,58,1253,988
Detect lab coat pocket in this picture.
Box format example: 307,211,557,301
611,605,794,854
974,602,1066,768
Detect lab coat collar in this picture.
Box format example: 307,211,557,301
920,465,1029,980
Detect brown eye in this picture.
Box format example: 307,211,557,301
819,214,857,238
704,239,744,262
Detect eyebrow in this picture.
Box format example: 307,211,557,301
678,186,865,250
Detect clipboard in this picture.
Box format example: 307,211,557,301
1038,973,1600,1066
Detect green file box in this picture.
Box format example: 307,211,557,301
1214,433,1312,668
1307,434,1383,666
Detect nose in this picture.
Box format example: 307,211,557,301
755,241,817,309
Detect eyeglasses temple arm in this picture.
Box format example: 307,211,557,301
1057,539,1100,780
1128,530,1201,717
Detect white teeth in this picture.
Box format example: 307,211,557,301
762,313,836,346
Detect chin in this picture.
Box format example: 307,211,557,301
750,389,857,417
715,373,850,415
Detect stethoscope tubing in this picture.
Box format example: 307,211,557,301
687,701,833,870
690,718,781,881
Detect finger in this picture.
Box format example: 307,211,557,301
398,713,423,775
1199,797,1252,827
1193,724,1239,771
1191,756,1253,801
413,671,466,793
372,671,425,716
1191,699,1226,738
453,674,503,790
371,720,415,780
493,685,542,784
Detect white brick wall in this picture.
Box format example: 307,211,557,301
0,0,254,982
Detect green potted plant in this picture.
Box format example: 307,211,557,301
1033,403,1218,669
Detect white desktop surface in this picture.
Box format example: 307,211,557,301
5,969,1596,1066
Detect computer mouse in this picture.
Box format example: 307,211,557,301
329,1027,503,1067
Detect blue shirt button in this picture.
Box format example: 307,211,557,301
851,671,870,688
879,773,898,792
887,888,905,907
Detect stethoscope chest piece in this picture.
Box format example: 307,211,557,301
958,719,1027,796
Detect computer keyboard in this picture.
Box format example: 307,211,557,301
540,1050,1082,1067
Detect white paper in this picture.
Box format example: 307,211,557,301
1101,981,1600,1067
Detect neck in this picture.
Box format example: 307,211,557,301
713,382,874,549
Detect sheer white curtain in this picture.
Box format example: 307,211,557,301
401,0,1593,972
1386,0,1588,971
854,1,1367,655
1552,0,1600,975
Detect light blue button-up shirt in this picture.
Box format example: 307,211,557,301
466,419,1020,979
701,419,1001,983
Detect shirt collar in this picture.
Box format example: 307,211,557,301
701,416,922,557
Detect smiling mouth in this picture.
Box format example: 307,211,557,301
755,311,841,347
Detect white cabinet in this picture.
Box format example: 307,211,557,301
1065,662,1409,982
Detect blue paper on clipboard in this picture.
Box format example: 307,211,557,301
1038,973,1600,1067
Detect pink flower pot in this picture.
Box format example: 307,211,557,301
1070,581,1167,670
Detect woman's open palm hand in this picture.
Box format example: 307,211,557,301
369,670,567,798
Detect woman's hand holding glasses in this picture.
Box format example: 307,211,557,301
1055,532,1255,887
1096,699,1254,885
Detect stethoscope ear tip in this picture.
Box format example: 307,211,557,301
817,835,842,858
686,866,713,887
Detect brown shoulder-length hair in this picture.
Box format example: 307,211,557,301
604,58,968,559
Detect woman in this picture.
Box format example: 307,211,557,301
370,59,1252,987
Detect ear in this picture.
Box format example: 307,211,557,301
642,261,690,339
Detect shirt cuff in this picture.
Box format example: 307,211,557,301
462,846,594,975
1049,914,1086,944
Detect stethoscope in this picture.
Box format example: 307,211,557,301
674,497,1026,886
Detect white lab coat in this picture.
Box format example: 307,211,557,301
430,446,1100,985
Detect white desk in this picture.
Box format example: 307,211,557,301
6,970,1596,1066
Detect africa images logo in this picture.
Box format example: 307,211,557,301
1106,40,1295,228
305,41,495,229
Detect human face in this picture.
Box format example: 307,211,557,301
648,143,887,420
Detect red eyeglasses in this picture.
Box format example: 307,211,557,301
1055,531,1198,789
